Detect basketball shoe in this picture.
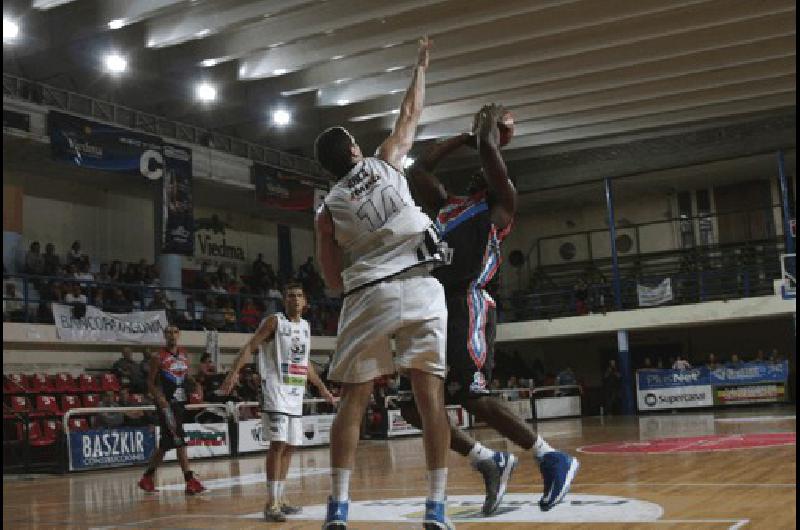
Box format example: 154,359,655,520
185,475,206,495
264,503,287,522
475,450,518,515
137,473,155,493
423,500,454,529
322,497,348,529
538,451,579,511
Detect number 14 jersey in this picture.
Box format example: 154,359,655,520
324,157,443,295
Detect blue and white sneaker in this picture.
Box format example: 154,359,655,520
538,451,579,512
322,497,348,529
475,451,518,515
423,500,454,529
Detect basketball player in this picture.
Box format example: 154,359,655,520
138,325,206,495
220,282,336,522
401,104,579,514
314,36,454,530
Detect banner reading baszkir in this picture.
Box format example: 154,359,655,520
52,303,168,343
637,277,673,307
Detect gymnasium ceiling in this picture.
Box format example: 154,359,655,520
3,0,797,185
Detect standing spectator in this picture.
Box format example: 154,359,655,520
729,354,743,367
252,254,269,284
706,353,719,369
43,243,61,276
25,242,45,276
67,241,83,267
573,278,589,316
94,390,125,429
603,359,622,415
672,355,692,371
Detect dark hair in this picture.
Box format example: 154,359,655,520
200,353,212,363
314,126,356,179
283,281,305,296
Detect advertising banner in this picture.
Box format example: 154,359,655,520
714,383,786,405
709,361,789,386
238,414,336,453
52,303,168,343
49,111,163,175
161,423,229,461
68,427,156,471
162,143,194,255
637,277,673,307
254,163,316,211
387,406,465,437
637,384,714,410
636,368,710,390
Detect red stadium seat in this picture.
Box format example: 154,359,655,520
28,373,56,394
9,395,31,414
81,394,100,408
78,374,103,393
53,373,78,393
101,373,121,392
41,419,63,442
32,395,61,417
61,395,81,413
67,417,90,432
4,374,29,394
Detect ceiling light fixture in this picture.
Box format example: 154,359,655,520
272,109,292,126
195,82,217,102
195,28,210,37
200,58,219,67
273,68,288,76
3,19,19,42
103,53,127,74
331,55,344,60
337,99,349,106
107,19,125,30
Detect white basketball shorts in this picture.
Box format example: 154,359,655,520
328,267,447,384
262,412,304,446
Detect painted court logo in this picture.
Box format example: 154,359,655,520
244,494,664,523
579,432,796,454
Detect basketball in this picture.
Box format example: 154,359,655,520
498,110,514,146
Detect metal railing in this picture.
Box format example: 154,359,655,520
2,72,327,183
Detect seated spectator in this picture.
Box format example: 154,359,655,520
94,390,125,429
221,299,237,331
147,290,168,311
67,241,83,267
64,283,87,306
209,277,227,294
144,265,160,287
3,282,25,322
196,354,232,404
177,296,198,329
95,263,111,284
490,378,501,391
113,347,145,391
91,287,106,310
573,278,589,315
641,357,653,369
770,348,783,363
264,286,282,315
75,261,94,285
123,263,140,285
672,355,692,371
556,365,577,387
108,261,123,283
139,349,152,385
236,366,260,402
25,241,45,276
202,297,226,330
195,353,217,389
252,253,269,283
754,349,766,363
728,354,743,367
43,243,61,276
118,387,146,426
239,298,261,331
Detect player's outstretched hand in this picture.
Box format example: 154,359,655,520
417,35,432,69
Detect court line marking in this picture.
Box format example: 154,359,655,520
577,442,796,454
715,415,795,423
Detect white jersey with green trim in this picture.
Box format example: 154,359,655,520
258,313,310,417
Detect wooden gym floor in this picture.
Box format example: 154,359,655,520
3,406,796,529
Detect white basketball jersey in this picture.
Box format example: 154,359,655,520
258,313,310,417
324,157,444,294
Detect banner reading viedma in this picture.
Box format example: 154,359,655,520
48,111,194,256
52,303,168,343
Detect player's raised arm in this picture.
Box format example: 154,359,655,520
315,204,344,292
375,36,432,171
220,315,278,394
476,104,517,229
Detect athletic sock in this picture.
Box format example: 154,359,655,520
331,468,351,502
268,480,280,506
276,481,285,504
467,442,496,467
427,468,448,503
533,435,555,460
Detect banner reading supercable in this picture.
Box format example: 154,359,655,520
162,143,194,255
52,303,168,343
